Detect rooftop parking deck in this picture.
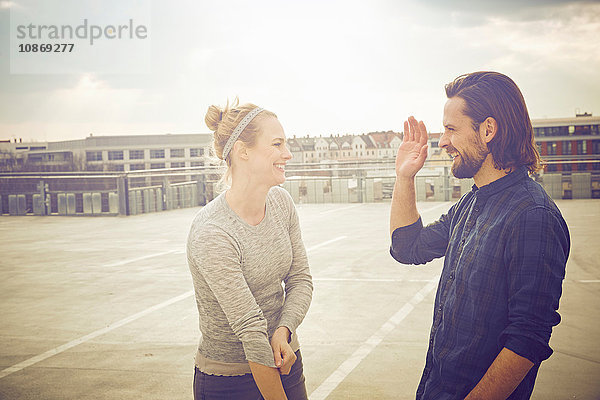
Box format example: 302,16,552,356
0,200,599,399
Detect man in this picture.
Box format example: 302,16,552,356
389,71,570,399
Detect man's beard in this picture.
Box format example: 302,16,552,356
447,138,489,179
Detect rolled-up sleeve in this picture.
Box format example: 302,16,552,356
278,192,313,335
500,206,570,364
390,207,454,265
188,227,277,367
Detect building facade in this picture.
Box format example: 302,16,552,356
1,134,213,172
532,113,600,172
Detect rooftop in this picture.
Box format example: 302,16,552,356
0,200,598,399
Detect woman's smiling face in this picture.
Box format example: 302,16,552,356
245,116,292,186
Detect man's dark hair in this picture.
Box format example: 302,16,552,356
445,71,541,173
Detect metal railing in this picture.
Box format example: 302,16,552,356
1,158,598,216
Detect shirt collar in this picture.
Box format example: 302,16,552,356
472,166,529,199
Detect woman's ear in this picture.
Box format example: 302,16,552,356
232,141,249,161
480,117,498,144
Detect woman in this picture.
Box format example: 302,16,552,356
187,100,313,400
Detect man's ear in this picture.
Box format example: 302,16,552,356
232,141,249,161
480,117,498,144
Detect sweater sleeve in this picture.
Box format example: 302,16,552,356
276,188,313,335
187,225,277,368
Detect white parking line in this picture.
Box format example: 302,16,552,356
309,279,438,400
306,236,347,252
0,290,194,379
103,250,180,267
0,236,347,380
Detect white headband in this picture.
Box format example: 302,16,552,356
222,107,264,161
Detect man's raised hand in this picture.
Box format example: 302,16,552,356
395,116,428,178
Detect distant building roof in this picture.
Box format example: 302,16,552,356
46,133,212,150
532,115,600,128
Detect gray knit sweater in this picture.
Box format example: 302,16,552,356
187,186,313,370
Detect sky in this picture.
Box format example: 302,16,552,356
0,0,599,142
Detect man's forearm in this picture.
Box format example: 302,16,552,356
248,361,287,400
465,347,534,400
390,176,420,236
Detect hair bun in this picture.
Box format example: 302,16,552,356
205,105,223,132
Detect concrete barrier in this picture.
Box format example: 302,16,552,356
8,195,17,215
156,188,163,211
315,181,325,203
365,179,374,202
83,193,93,214
143,190,152,213
109,193,119,214
128,191,137,215
66,193,76,215
16,194,26,215
33,194,44,215
415,177,427,202
433,177,445,201
284,181,300,203
58,193,67,215
146,189,156,213
572,173,591,199
92,193,102,214
542,174,562,199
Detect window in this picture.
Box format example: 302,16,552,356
563,141,572,155
86,151,103,161
593,140,600,153
150,149,165,159
568,126,575,134
30,146,46,150
129,149,144,159
190,148,204,157
170,148,184,158
151,163,165,169
108,150,124,160
109,164,124,171
577,141,587,154
548,142,557,155
129,163,145,171
170,162,185,168
86,164,103,171
191,161,204,167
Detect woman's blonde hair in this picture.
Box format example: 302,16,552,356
205,98,277,187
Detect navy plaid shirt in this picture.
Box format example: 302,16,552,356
391,167,570,399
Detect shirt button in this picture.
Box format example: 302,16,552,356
474,207,479,212
449,273,454,280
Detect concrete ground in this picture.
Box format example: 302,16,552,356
0,199,598,400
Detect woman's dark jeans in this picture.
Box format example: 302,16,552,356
193,350,308,400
